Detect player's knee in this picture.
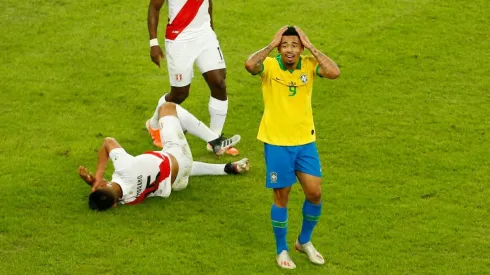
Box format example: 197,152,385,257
273,188,290,207
305,190,322,204
209,77,226,92
158,102,177,118
167,87,190,104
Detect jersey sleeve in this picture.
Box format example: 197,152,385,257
259,57,274,80
304,56,322,79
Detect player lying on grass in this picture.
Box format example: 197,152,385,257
78,102,248,211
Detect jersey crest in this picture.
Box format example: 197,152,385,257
300,73,308,84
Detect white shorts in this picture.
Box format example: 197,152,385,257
158,115,193,191
165,30,226,87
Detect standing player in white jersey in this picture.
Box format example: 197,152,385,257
146,0,238,156
81,102,248,211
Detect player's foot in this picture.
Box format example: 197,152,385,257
224,158,249,174
294,239,325,265
206,134,240,156
207,134,241,156
78,166,95,187
276,250,296,269
146,119,162,148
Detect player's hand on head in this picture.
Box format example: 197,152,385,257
150,46,165,67
294,26,314,50
270,25,288,48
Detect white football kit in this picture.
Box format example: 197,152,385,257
109,116,193,204
164,0,226,87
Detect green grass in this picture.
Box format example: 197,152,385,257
1,0,489,274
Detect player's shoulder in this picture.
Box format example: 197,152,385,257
264,56,276,65
301,55,317,66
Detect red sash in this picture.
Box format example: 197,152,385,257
125,152,171,205
165,0,205,40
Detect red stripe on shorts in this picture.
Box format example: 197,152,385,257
165,0,205,40
125,152,171,205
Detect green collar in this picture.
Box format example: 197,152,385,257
275,54,302,73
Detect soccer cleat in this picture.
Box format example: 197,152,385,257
207,134,241,156
206,134,240,156
294,239,325,265
206,143,240,156
276,250,296,269
224,158,249,175
146,119,162,148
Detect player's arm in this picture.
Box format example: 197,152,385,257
310,47,340,79
208,0,214,30
244,45,274,75
148,0,165,40
245,26,288,75
148,0,166,67
294,26,340,79
92,138,122,191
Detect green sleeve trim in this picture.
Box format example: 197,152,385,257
251,63,264,76
257,63,264,75
316,64,324,78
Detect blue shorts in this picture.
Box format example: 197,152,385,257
264,142,322,189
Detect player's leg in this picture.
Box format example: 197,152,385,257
175,104,240,155
146,38,195,146
152,100,240,155
294,142,325,265
157,102,193,192
190,158,249,176
202,69,227,135
264,143,297,269
196,31,238,156
196,33,227,135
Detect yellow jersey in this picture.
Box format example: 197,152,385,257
257,55,321,146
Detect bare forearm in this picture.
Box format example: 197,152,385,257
310,47,340,79
95,145,109,180
148,0,165,39
245,44,274,74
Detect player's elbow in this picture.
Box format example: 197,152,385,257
325,68,340,79
104,137,117,143
244,60,255,73
244,61,260,75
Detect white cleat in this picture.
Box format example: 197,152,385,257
224,158,249,175
233,158,249,174
276,250,296,269
294,240,325,265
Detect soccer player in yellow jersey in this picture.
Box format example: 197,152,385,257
245,26,340,269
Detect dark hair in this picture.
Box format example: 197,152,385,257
282,26,299,37
89,189,115,211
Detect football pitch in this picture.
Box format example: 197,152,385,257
1,0,489,274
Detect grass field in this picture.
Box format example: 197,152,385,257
1,0,490,274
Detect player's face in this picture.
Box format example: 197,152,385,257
279,36,303,65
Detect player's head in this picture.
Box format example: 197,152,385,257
89,187,117,211
279,26,304,66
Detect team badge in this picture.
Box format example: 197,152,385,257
175,74,182,82
270,172,278,183
300,73,308,84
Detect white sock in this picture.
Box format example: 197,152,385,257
176,105,219,142
208,96,228,134
150,94,168,129
190,162,226,176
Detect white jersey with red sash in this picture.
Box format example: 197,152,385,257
109,149,172,205
166,0,211,41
